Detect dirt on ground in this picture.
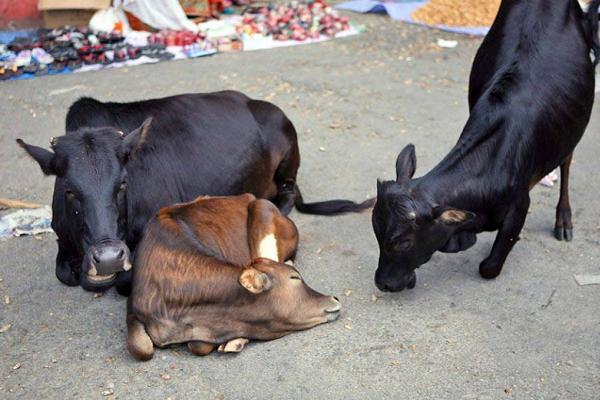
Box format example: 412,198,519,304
0,9,599,400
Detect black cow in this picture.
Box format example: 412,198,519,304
17,91,373,295
372,0,599,292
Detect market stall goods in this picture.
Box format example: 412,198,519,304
0,27,209,80
240,0,350,41
411,0,501,28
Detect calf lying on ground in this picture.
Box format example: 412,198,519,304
17,91,373,294
127,194,341,361
372,0,600,292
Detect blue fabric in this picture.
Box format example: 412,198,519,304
0,29,37,44
335,0,490,37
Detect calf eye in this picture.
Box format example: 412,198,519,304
290,275,302,281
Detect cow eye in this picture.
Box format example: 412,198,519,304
387,236,412,252
65,189,77,200
394,239,412,251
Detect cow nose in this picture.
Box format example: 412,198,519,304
90,241,129,275
324,296,341,321
375,280,404,293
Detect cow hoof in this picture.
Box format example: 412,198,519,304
56,262,80,286
188,341,215,356
218,338,249,353
479,259,502,280
554,226,573,242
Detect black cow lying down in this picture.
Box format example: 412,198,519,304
17,91,374,295
372,0,600,292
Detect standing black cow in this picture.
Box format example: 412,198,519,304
372,0,599,292
18,91,373,295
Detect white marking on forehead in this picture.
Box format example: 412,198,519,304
258,233,279,262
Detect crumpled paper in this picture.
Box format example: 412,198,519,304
0,206,53,238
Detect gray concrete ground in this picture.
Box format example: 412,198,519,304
1,10,599,400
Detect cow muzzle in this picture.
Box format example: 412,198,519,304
324,296,342,321
87,239,131,284
375,270,417,292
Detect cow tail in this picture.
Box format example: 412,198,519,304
587,0,600,66
294,185,376,216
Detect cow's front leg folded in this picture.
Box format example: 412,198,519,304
217,338,249,353
56,243,81,286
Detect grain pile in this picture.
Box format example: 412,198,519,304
411,0,501,27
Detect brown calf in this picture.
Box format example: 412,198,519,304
127,194,341,361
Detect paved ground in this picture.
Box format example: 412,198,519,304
1,10,599,400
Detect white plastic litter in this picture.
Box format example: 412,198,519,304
436,39,458,48
114,0,199,32
0,206,53,238
539,169,558,188
573,274,600,286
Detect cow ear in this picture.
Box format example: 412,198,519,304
122,117,153,160
16,139,57,176
396,144,416,184
239,268,273,294
433,206,476,227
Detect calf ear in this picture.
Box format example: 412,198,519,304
122,117,153,160
16,139,56,175
434,206,476,227
396,144,416,184
239,268,273,294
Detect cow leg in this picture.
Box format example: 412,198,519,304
479,196,530,279
554,153,574,241
248,199,299,263
272,144,300,216
218,338,249,353
127,314,154,361
187,341,215,356
115,271,132,297
273,179,297,216
55,242,80,286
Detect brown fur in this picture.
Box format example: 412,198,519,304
127,194,340,361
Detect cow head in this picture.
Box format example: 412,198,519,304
16,118,152,290
213,258,341,341
372,144,475,292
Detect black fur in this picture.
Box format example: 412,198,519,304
18,91,372,294
372,0,598,292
